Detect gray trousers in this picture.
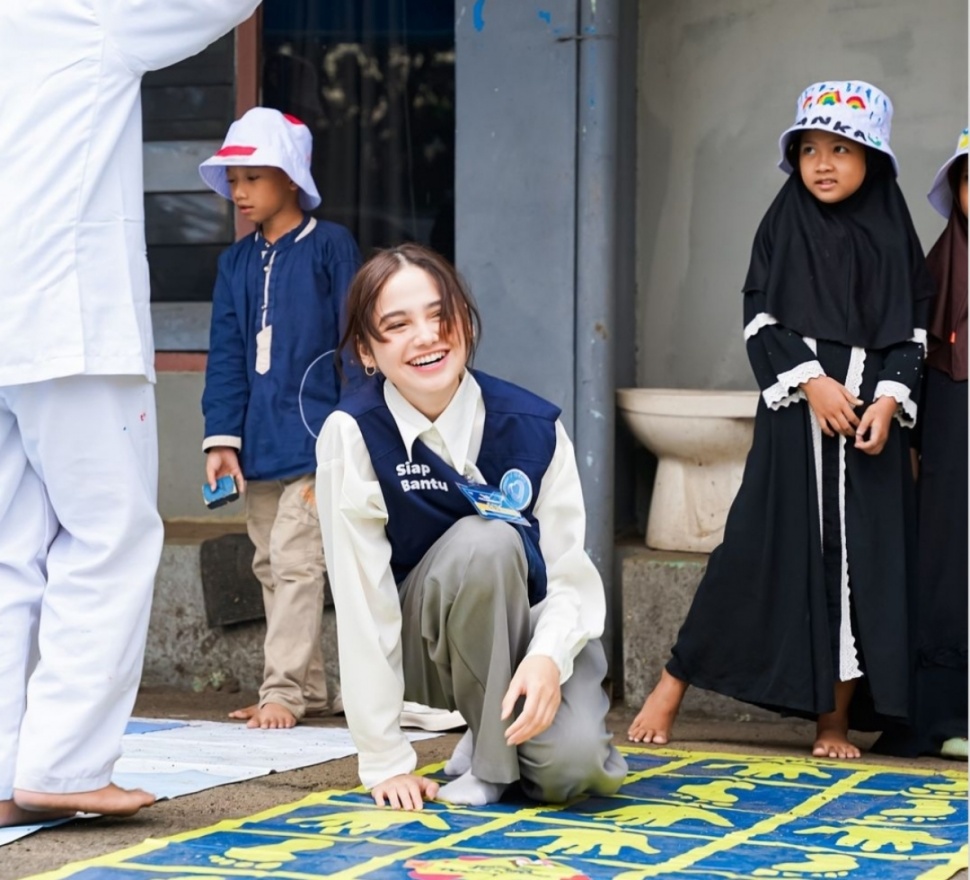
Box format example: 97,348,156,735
399,516,627,802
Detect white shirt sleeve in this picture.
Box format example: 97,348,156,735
315,411,417,790
96,0,261,74
527,420,606,683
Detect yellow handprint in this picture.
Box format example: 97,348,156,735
287,808,450,835
797,822,950,853
507,828,659,857
675,779,757,806
877,798,958,823
752,852,859,877
209,837,334,870
704,761,832,781
594,802,733,828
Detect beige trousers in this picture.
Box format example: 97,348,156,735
246,473,330,719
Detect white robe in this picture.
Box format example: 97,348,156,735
0,0,261,386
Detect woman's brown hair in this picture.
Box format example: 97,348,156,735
338,243,481,372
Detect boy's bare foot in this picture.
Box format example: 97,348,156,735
246,702,297,729
812,726,861,759
628,669,688,744
228,703,258,721
13,784,155,818
0,799,76,828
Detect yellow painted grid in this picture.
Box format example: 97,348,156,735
22,748,968,880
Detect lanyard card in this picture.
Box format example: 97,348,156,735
456,482,531,526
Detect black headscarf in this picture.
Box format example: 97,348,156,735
744,145,935,350
925,161,968,381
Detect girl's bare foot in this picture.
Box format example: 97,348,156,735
812,680,860,759
246,702,297,729
228,703,258,721
0,799,76,828
13,784,155,818
627,669,688,744
812,726,862,759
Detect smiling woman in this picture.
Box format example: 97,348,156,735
315,243,627,811
349,253,473,421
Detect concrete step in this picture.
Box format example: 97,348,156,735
618,541,775,722
147,522,772,724
144,520,339,696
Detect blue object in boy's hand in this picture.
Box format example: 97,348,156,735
202,475,239,509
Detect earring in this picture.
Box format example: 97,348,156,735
364,364,377,377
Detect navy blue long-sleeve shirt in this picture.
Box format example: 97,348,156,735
202,215,362,480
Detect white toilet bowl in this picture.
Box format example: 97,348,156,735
616,388,759,553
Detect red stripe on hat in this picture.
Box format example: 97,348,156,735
283,113,306,127
215,145,257,157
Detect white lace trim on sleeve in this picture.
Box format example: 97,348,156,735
762,360,825,410
875,380,917,427
743,312,779,341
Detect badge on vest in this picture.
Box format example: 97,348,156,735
499,468,533,510
457,482,531,526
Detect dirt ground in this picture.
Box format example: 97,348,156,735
2,687,966,880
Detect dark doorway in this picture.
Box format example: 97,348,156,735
262,3,455,261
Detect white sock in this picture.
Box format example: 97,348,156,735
437,771,507,806
443,730,473,776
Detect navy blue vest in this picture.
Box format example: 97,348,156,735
337,371,560,605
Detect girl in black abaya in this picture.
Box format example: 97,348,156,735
629,80,934,759
876,131,968,760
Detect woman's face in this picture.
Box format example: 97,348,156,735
798,130,867,204
359,264,468,421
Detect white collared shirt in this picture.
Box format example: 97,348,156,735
316,371,606,789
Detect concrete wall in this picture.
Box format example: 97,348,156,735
157,371,243,521
455,0,579,431
635,0,969,391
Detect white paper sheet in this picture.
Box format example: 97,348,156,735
1,717,438,847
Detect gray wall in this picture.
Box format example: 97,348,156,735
635,0,969,391
456,0,580,431
157,372,242,521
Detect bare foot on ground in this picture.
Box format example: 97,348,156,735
812,726,862,759
245,702,297,729
13,784,154,818
812,680,861,759
627,669,688,744
0,799,76,828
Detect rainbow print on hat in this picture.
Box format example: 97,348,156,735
777,79,897,175
928,127,969,218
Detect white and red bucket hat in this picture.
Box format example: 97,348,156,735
777,80,898,176
928,128,969,218
199,107,321,210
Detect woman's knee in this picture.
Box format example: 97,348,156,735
449,517,523,560
439,518,528,593
522,734,618,802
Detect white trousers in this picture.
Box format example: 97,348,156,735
0,375,163,796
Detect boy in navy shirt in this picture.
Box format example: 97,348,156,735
200,108,360,728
